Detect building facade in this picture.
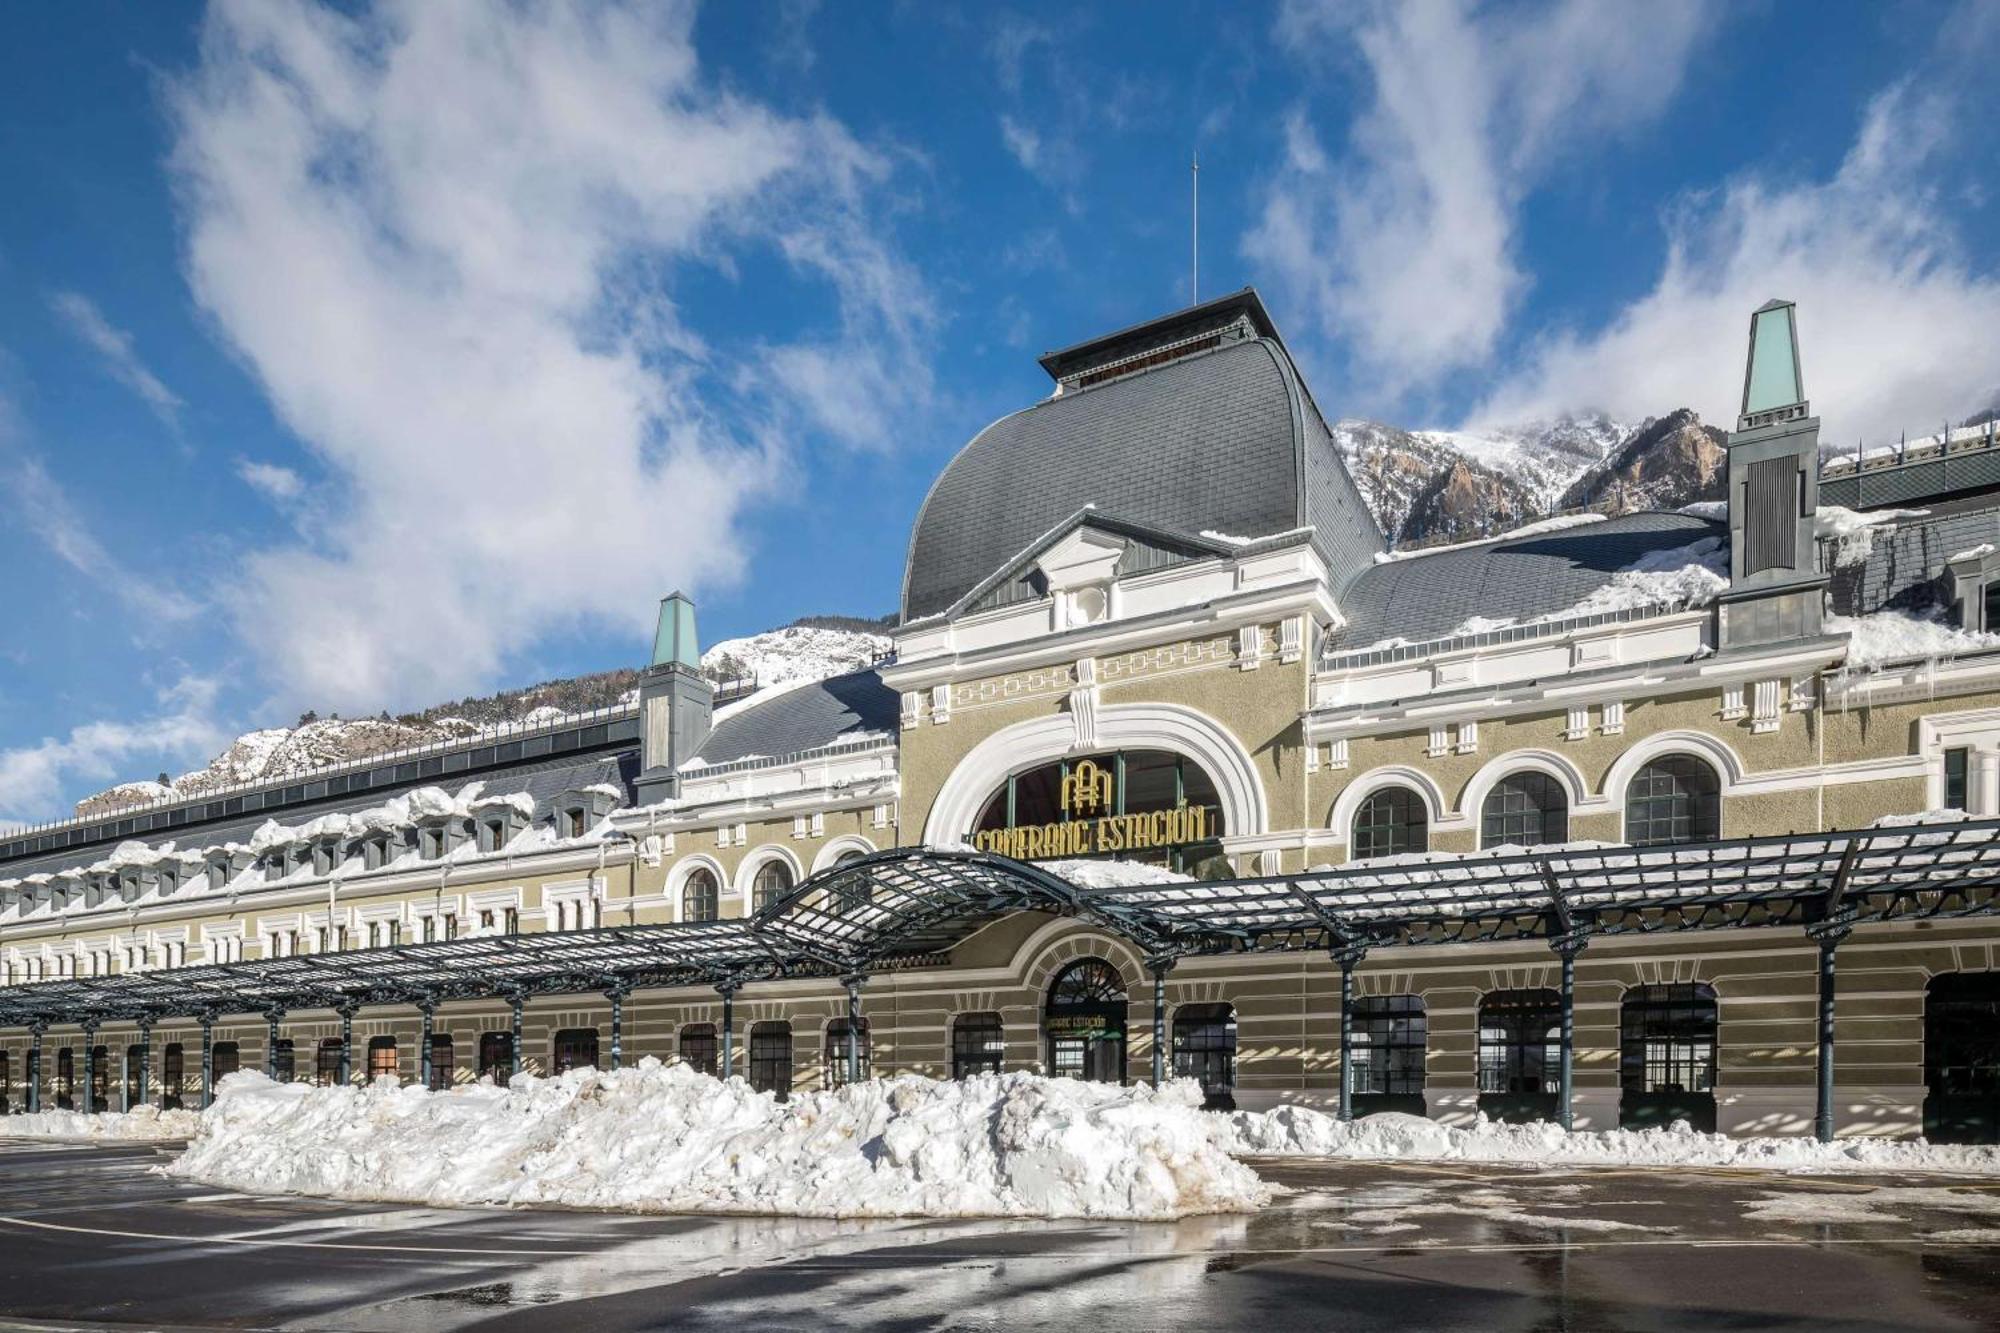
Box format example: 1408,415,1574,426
6,289,2000,1141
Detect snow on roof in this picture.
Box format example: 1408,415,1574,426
1373,511,1608,564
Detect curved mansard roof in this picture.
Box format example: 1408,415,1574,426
901,290,1384,622
1326,511,1727,653
689,669,899,769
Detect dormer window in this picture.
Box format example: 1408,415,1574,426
311,841,341,876
479,819,508,854
420,826,447,860
565,807,586,838
362,835,390,871
157,865,180,896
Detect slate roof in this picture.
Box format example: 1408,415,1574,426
1326,512,1727,652
0,752,636,881
691,669,899,768
1827,494,2000,619
902,319,1383,622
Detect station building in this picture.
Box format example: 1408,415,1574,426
5,289,2000,1141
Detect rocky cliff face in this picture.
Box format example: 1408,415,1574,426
1554,409,1727,512
1336,409,1724,548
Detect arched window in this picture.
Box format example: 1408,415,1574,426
681,867,720,923
316,1038,343,1087
367,1036,398,1083
212,1041,240,1082
1625,756,1721,846
1480,772,1569,849
751,860,794,912
1351,787,1428,860
826,851,873,916
679,1023,719,1077
951,1013,1004,1079
1045,958,1127,1085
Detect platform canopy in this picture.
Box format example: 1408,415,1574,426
3,818,1999,1029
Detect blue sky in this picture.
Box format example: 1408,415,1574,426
3,0,1999,827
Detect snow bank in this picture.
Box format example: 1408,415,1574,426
166,1063,1267,1220
2,1105,200,1141
1215,1108,2000,1174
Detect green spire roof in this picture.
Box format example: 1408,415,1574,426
1741,299,1805,424
651,592,699,670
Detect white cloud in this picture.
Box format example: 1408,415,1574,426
0,453,200,622
49,291,186,432
235,458,304,502
1467,85,2000,445
999,115,1042,174
0,676,225,829
167,0,931,713
1248,0,1716,394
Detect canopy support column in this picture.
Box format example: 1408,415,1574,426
1811,922,1851,1144
337,1002,357,1087
509,993,524,1084
200,1013,215,1109
843,975,866,1087
138,1022,151,1110
1553,935,1589,1132
418,1000,436,1091
28,1024,44,1114
1147,958,1175,1088
718,982,737,1080
81,1023,97,1115
607,984,629,1071
264,1010,285,1080
1336,945,1367,1122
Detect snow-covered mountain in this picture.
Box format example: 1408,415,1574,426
1335,411,1725,548
701,621,892,690
73,617,893,818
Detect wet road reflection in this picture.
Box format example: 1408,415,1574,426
2,1142,1999,1330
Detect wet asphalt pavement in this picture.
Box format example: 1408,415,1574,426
3,1140,2000,1330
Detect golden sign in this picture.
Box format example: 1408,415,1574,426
972,804,1211,860
1060,759,1114,816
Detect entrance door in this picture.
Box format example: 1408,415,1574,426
1045,958,1127,1085
1477,990,1560,1123
1620,984,1717,1131
1926,973,2000,1143
551,1028,599,1074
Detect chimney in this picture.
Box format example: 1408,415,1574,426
633,592,713,805
1718,300,1826,650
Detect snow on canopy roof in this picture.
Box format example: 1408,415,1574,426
1327,510,1726,653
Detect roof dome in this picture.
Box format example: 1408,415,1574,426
901,290,1383,622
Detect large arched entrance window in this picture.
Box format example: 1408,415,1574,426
1477,989,1561,1123
1351,787,1428,860
1620,984,1717,1131
1925,973,2000,1143
973,750,1228,876
1045,958,1128,1084
1625,757,1722,846
1480,773,1569,849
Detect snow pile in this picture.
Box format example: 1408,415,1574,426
1214,1108,2000,1174
1816,505,1926,567
1829,610,2000,669
166,1063,1267,1220
2,1105,200,1141
1043,858,1194,889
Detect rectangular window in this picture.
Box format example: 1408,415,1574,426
1946,747,1971,812
951,1013,1004,1079
367,1037,398,1083
428,1035,454,1091
271,1039,295,1083
749,1022,792,1101
316,1038,343,1086
679,1024,719,1077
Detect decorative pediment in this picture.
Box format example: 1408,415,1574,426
958,509,1234,621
